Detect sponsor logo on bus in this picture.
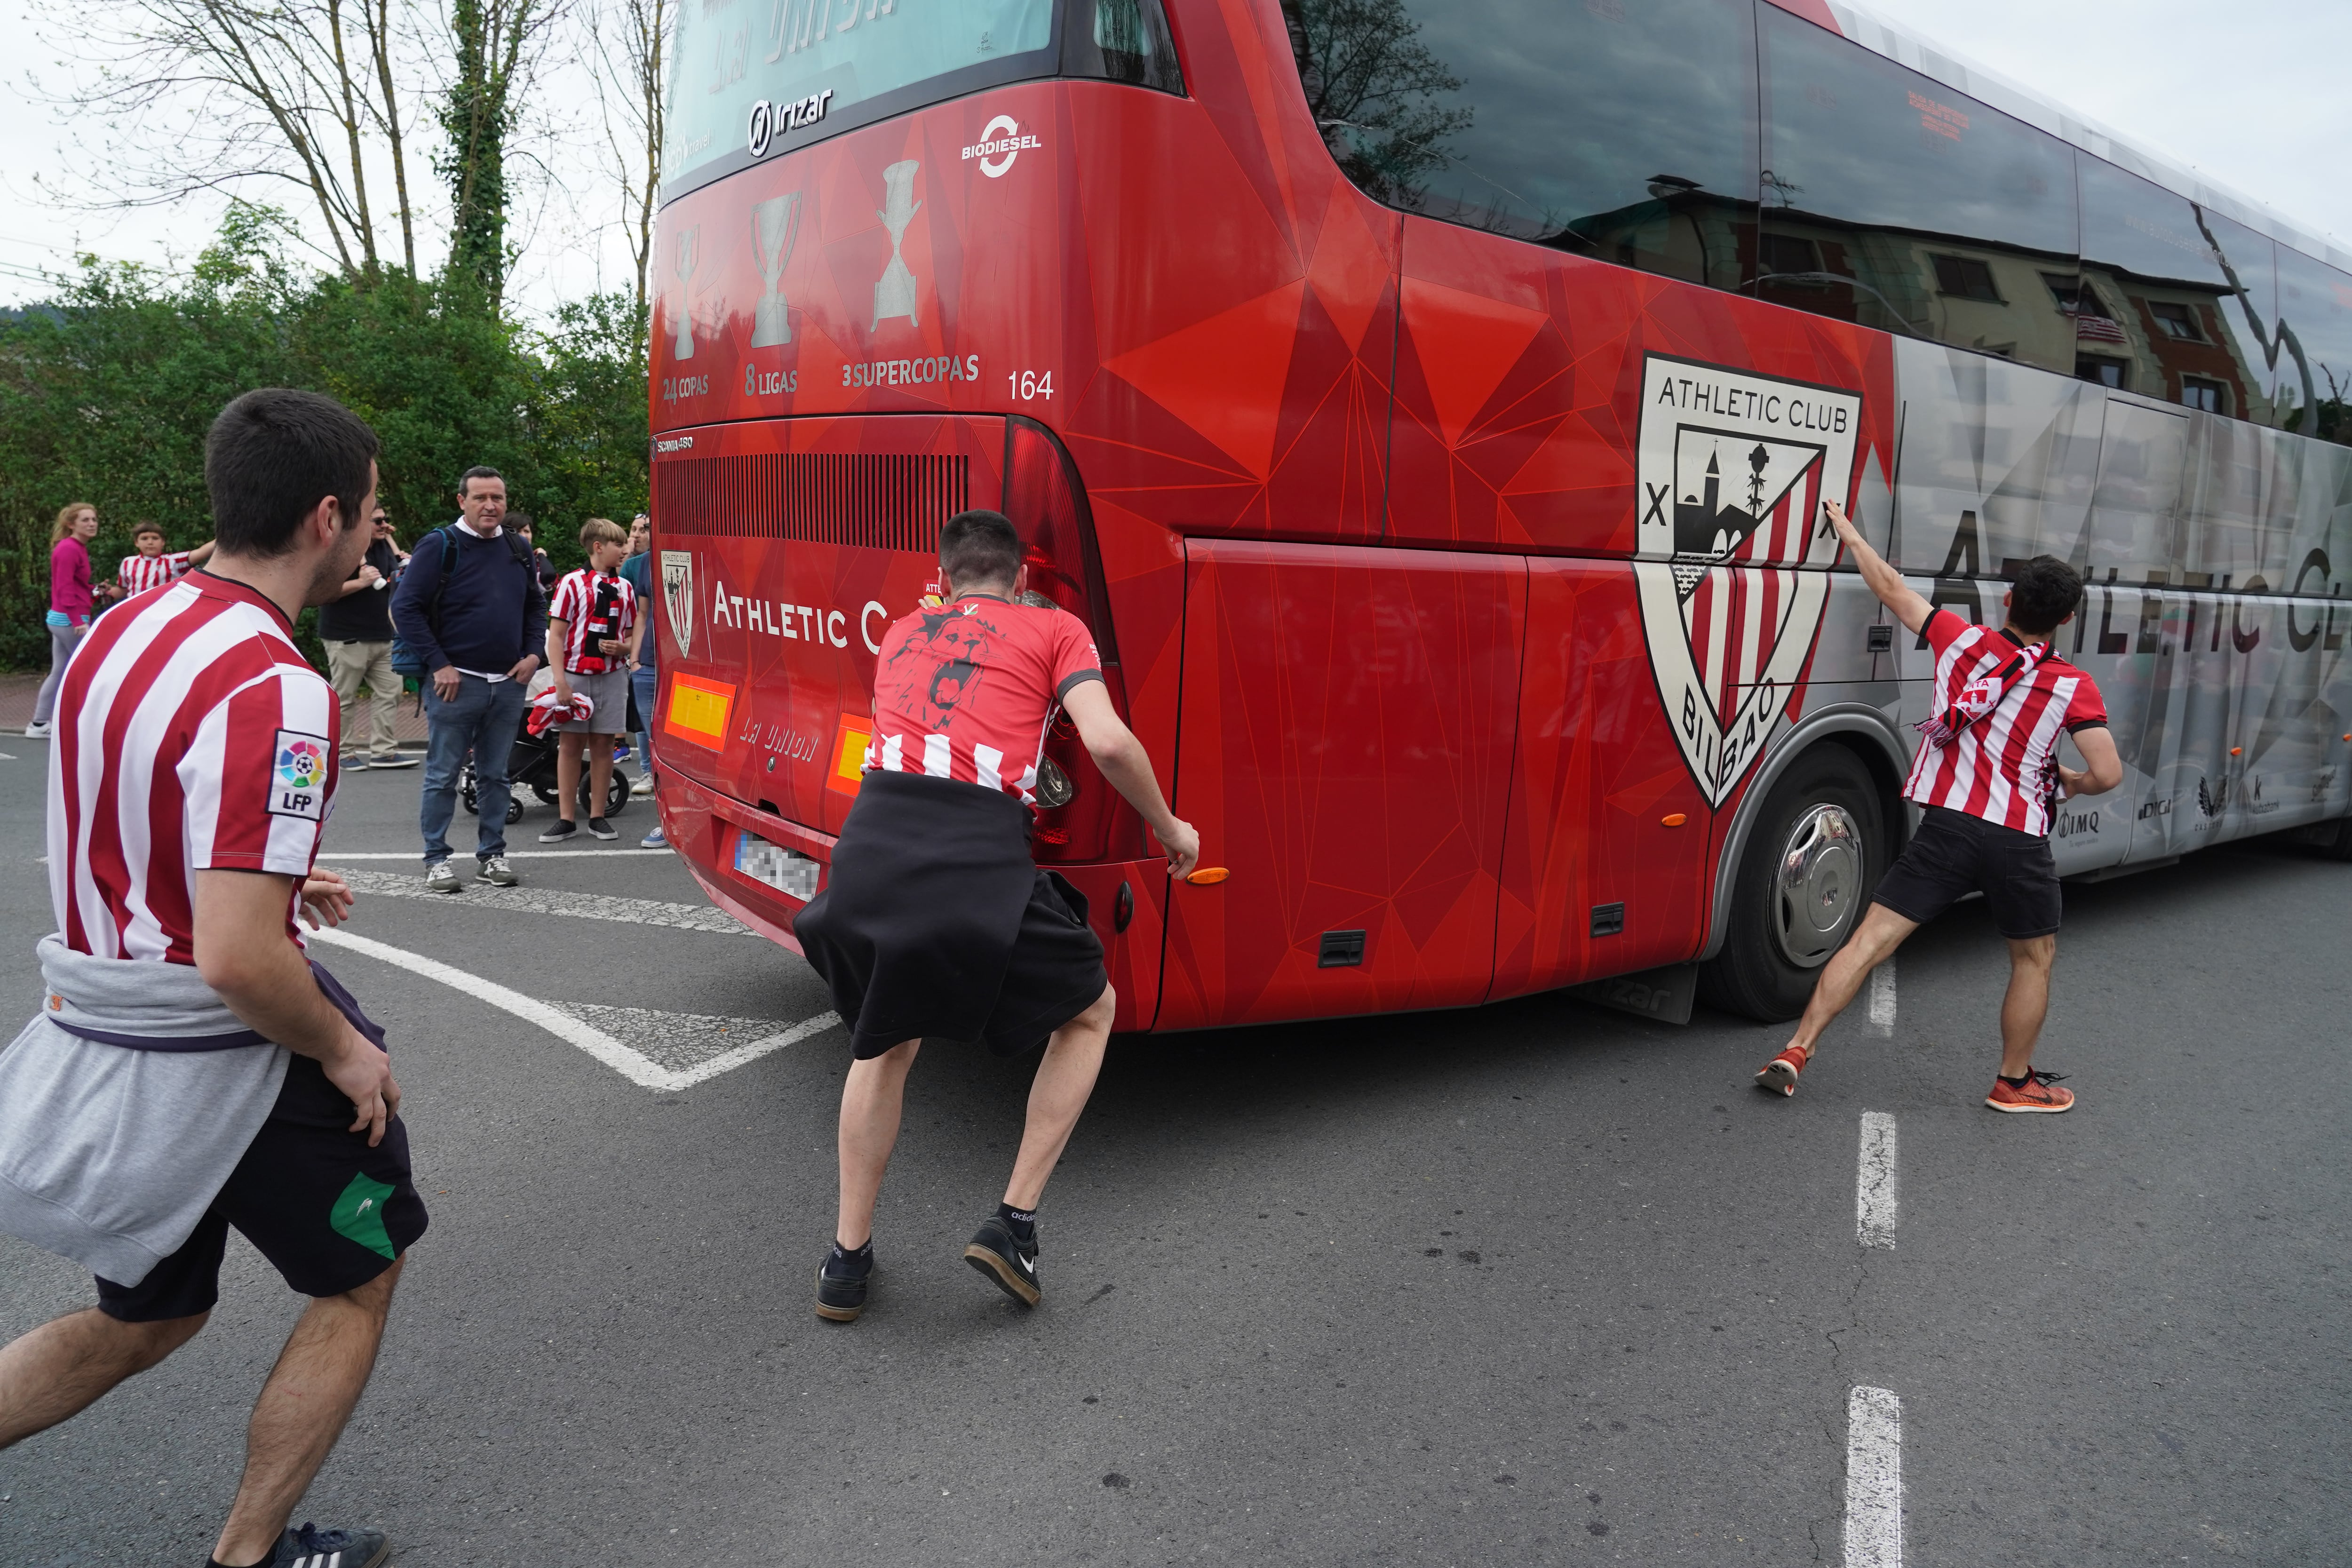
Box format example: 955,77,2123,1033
963,115,1040,178
1632,354,1862,807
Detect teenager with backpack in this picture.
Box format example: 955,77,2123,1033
388,468,548,892
1756,500,2123,1112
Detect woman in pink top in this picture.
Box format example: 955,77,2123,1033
29,502,100,735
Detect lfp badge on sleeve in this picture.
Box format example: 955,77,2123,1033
661,549,696,658
269,730,332,821
1630,354,1862,808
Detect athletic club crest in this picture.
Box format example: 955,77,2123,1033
661,549,696,658
1633,354,1862,806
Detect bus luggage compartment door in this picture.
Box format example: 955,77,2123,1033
1155,540,1524,1030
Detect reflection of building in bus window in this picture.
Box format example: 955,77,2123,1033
2273,245,2352,442
1754,6,2079,373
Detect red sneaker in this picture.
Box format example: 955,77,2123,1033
1755,1045,1810,1097
1986,1068,2074,1113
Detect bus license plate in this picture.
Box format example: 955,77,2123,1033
735,832,821,901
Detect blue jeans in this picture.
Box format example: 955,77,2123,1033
631,665,659,774
420,673,529,863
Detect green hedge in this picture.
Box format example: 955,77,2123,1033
0,209,648,671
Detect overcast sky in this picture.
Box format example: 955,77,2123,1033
0,0,2345,318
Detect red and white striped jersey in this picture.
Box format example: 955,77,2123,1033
116,550,194,597
548,568,638,674
48,573,338,963
865,595,1102,807
1904,610,2107,836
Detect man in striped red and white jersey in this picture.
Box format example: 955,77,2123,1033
113,519,215,601
795,509,1198,1323
1756,501,2123,1115
0,390,414,1568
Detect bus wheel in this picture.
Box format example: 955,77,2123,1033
2312,815,2352,861
1700,747,1884,1023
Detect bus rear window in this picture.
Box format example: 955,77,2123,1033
664,0,1057,196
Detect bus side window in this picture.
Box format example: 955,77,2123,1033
1281,0,1758,294
1756,4,2077,376
2078,154,2280,432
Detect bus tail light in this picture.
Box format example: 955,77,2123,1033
1005,417,1136,864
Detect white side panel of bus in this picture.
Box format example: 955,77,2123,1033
1888,341,2138,872
2078,397,2188,868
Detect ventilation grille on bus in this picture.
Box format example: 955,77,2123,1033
654,454,969,552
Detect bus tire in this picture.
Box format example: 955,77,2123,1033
1699,746,1886,1023
2312,815,2352,862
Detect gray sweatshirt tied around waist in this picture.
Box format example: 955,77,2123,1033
0,934,289,1287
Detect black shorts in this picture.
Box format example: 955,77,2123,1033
95,1053,428,1322
1873,805,2062,939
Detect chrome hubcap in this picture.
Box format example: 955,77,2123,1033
1773,804,1862,968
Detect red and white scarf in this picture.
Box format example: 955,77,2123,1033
1914,640,2051,749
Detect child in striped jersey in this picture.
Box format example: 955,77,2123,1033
115,520,216,601
1756,500,2123,1114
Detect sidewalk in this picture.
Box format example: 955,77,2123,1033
0,669,431,744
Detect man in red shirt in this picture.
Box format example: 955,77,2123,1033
1756,501,2123,1113
795,509,1199,1320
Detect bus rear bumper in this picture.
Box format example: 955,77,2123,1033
657,769,828,955
660,770,1166,1032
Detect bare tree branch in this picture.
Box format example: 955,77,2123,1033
31,0,425,284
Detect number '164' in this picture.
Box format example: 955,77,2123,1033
1009,370,1053,401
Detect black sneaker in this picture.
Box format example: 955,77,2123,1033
815,1249,873,1323
587,816,619,841
539,820,579,843
260,1520,389,1568
963,1214,1041,1307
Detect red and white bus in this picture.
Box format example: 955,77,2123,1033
644,0,2352,1028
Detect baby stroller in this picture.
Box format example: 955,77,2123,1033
459,674,635,825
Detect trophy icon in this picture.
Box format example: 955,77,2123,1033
671,226,700,360
750,192,800,348
872,160,921,329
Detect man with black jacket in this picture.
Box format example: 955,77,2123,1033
318,506,414,772
389,468,548,892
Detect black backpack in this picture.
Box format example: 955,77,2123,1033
389,524,538,677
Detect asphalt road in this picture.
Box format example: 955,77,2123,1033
2,742,2348,1566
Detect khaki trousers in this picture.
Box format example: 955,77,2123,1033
325,639,401,759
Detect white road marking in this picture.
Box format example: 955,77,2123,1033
1856,1112,1898,1248
325,868,751,935
305,926,836,1090
1866,959,1896,1037
1844,1385,1902,1567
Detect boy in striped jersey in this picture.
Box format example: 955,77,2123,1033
1757,501,2123,1113
116,520,216,600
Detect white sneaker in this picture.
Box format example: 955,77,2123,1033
630,772,655,797
22,722,50,739
425,861,461,893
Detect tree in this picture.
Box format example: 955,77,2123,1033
586,0,669,337
439,0,553,305
0,206,650,669
1279,0,1471,208
38,0,423,282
